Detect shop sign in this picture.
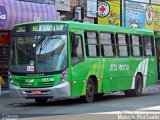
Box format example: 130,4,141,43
0,6,7,26
98,0,120,26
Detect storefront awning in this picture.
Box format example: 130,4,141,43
0,0,58,30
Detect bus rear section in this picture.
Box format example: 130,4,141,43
70,28,157,102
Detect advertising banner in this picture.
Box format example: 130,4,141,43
122,1,146,28
98,0,120,26
0,6,7,26
0,0,58,30
146,5,160,31
122,0,160,31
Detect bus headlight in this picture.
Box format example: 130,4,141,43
8,71,12,80
59,69,68,84
10,79,14,85
8,71,14,85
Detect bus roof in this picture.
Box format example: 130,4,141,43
13,21,154,35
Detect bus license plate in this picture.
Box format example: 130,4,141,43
32,90,42,94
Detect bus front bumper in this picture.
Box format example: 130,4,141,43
9,82,71,100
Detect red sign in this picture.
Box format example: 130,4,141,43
27,66,34,72
32,90,42,94
100,6,106,13
0,32,10,45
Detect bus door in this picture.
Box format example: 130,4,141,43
70,30,86,96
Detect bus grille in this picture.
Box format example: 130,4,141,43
17,80,54,88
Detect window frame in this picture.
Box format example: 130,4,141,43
115,33,130,57
99,31,116,57
143,35,155,57
84,31,100,58
130,34,143,57
71,34,85,65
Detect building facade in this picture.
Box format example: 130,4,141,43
97,0,160,31
55,0,71,20
0,0,58,88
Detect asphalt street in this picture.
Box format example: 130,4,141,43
0,82,160,120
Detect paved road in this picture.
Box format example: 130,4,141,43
0,83,160,120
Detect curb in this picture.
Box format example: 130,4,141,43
0,90,9,96
0,81,160,96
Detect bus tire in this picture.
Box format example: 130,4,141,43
85,78,95,103
35,98,48,104
124,74,143,97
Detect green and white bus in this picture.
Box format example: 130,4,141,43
9,21,157,103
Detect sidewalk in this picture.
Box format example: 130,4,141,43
0,90,9,99
1,90,9,95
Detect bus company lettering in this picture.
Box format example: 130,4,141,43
110,64,129,71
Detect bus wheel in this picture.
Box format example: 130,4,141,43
85,78,95,103
35,98,48,104
134,74,143,96
124,74,143,97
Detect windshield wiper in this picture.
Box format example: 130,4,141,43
37,33,56,51
37,33,60,61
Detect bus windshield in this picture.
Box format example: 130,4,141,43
9,34,68,73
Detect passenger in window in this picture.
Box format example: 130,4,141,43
71,36,79,57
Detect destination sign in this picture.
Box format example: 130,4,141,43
31,24,67,32
14,26,26,33
12,23,68,33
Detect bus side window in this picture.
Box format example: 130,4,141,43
130,35,143,57
116,34,129,57
143,35,154,56
71,34,84,65
85,31,99,57
99,32,115,57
